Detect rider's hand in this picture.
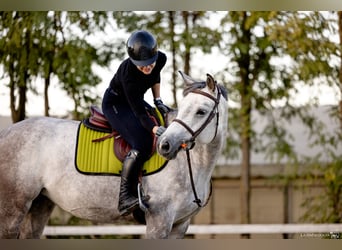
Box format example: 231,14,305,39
155,126,166,137
154,98,171,116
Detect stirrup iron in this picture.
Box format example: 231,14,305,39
137,183,150,212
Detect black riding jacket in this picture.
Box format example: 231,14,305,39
109,51,167,132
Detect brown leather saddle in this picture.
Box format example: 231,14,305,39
82,105,160,162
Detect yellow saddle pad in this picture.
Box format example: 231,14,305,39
75,123,168,176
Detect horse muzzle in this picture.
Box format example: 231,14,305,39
157,136,182,160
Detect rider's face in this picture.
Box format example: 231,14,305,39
136,62,156,75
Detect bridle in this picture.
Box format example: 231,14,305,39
172,82,222,208
173,83,222,149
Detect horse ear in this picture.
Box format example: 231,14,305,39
206,73,216,92
178,71,197,86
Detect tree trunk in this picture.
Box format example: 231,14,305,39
238,11,252,239
239,83,251,239
338,11,342,130
182,11,191,75
44,76,50,117
283,181,293,238
10,80,27,123
168,11,178,108
44,61,53,117
11,15,31,123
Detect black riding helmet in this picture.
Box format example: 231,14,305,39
126,30,158,67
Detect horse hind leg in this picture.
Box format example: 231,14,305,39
18,194,55,239
0,185,30,238
0,207,25,238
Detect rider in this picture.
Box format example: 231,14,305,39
102,30,170,216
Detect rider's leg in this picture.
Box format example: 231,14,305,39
118,149,144,216
102,93,153,215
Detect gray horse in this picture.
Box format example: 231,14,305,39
0,72,228,239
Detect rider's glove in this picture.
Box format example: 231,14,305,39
155,126,166,137
154,98,171,116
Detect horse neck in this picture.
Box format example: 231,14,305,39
183,133,223,187
166,108,226,181
200,134,223,167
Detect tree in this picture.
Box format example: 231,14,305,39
270,11,342,225
50,12,118,119
0,12,44,122
221,12,279,238
220,11,341,237
0,11,116,121
299,11,342,224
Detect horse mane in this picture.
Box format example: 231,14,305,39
218,84,228,100
183,81,228,101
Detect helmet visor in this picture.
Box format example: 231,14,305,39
130,52,158,67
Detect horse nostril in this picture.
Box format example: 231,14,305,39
161,140,170,153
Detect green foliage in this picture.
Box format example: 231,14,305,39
298,106,342,223
300,158,342,223
1,11,341,226
0,11,116,121
220,11,340,163
219,11,341,225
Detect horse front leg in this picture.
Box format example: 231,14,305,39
144,210,174,239
169,219,190,239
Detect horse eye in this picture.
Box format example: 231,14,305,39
196,109,207,116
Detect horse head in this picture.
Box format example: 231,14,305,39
157,71,228,160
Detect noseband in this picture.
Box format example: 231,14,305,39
172,83,221,208
173,84,222,148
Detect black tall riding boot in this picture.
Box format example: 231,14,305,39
118,149,143,216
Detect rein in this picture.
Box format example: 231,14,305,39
173,84,221,208
185,148,212,208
